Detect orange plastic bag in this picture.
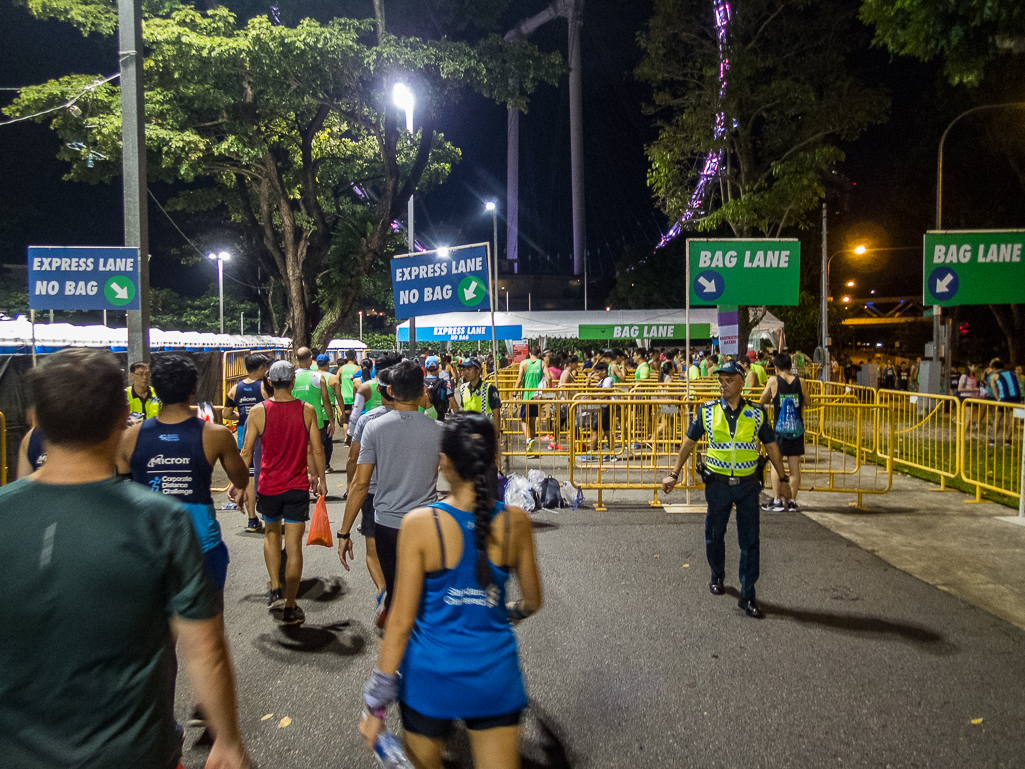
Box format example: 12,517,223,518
306,496,333,547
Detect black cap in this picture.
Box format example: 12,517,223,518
459,357,481,368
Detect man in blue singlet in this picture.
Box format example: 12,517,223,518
116,354,250,742
988,358,1023,445
117,354,250,601
224,353,271,532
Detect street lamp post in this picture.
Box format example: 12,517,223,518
485,202,499,305
483,202,500,384
394,83,416,358
821,239,863,382
935,101,1025,390
207,251,230,334
822,244,918,380
359,310,363,342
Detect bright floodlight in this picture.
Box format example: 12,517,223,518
207,252,216,260
853,245,867,255
437,247,450,258
846,280,855,287
393,83,414,113
219,251,230,261
485,201,496,212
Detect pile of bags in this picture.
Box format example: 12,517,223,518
501,469,583,513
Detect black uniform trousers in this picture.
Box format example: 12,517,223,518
704,473,761,600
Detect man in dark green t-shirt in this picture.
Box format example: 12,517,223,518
0,349,250,769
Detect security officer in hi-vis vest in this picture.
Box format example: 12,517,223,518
662,360,791,618
126,361,160,425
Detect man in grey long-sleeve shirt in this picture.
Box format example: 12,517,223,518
337,360,441,613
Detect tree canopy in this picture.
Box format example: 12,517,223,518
6,2,562,347
860,0,1025,87
638,0,889,239
635,0,888,348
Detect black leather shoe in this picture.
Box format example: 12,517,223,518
738,598,764,618
709,580,726,596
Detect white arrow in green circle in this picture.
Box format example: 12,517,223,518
104,276,136,306
458,275,486,307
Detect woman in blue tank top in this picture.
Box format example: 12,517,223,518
360,413,543,768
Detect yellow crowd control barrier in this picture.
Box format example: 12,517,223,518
498,394,893,510
876,389,961,487
960,398,1024,504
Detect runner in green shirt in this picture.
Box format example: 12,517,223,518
293,346,336,468
339,349,361,426
515,347,545,452
632,348,651,380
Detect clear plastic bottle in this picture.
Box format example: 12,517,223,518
373,730,414,769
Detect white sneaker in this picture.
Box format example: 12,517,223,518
760,499,785,512
787,500,798,512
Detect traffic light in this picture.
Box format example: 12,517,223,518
959,323,969,335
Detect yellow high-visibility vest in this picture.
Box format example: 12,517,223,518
702,399,763,477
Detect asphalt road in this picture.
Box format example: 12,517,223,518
177,490,1025,769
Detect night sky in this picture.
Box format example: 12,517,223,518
1,0,1021,345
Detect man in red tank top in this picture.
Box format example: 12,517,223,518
241,360,327,625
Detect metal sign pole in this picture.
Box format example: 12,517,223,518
119,0,150,363
488,241,499,387
30,310,37,368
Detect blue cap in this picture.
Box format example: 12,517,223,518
715,360,745,377
425,355,439,368
316,354,330,364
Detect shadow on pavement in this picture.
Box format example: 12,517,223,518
439,699,574,768
297,576,345,602
728,583,958,655
240,576,346,606
531,519,561,532
254,620,367,665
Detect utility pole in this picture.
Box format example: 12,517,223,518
820,203,829,383
119,0,150,363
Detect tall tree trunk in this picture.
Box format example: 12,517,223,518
990,304,1024,367
737,305,767,358
373,0,386,41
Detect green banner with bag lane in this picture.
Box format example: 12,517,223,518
923,230,1025,307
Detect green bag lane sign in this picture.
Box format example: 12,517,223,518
687,239,800,306
579,323,711,340
923,230,1025,307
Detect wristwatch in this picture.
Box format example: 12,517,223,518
669,470,680,479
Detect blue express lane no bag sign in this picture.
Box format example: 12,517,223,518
391,244,491,319
28,246,141,311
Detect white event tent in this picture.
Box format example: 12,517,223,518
397,309,783,346
0,316,291,354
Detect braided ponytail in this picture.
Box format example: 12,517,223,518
440,413,498,593
471,455,495,592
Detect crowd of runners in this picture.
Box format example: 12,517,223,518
3,338,1018,768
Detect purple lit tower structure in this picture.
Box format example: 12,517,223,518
658,0,732,248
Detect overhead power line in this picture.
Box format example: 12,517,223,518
0,72,120,128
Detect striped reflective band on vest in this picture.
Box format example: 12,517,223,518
126,386,160,418
702,399,762,477
459,381,492,418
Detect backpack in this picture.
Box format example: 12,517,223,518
774,394,805,439
426,378,449,419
